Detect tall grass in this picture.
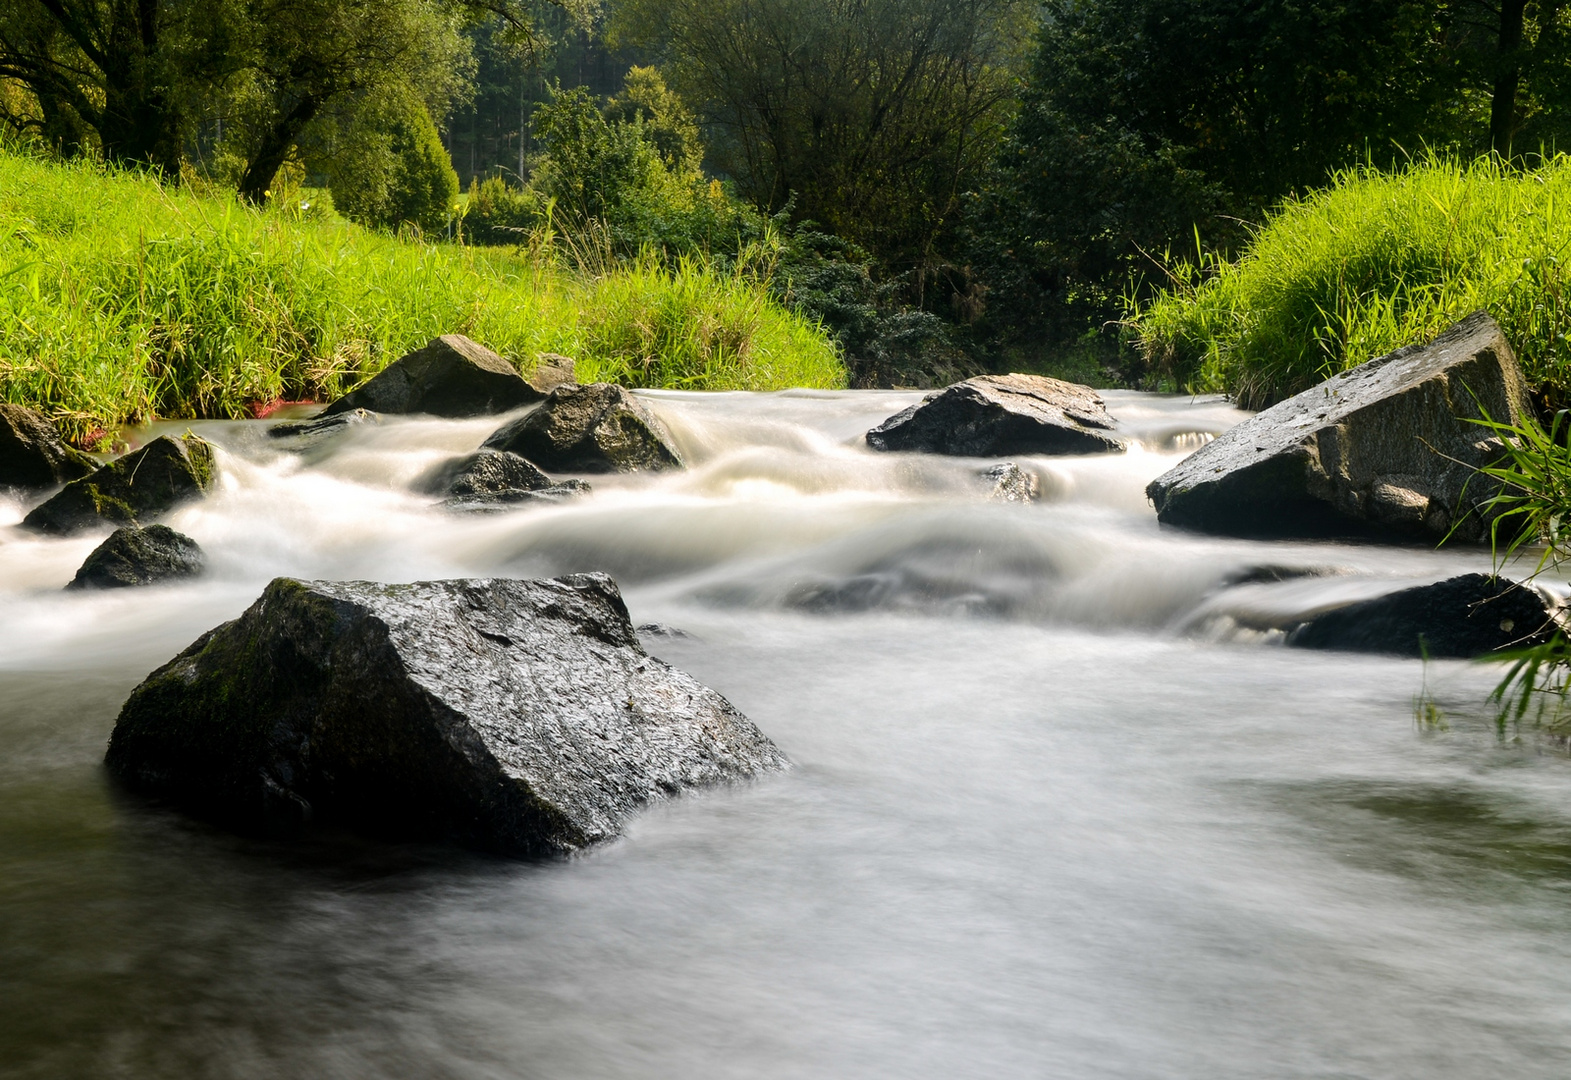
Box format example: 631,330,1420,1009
0,147,845,443
1136,155,1571,409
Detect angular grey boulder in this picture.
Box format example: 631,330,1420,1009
1146,313,1535,541
866,374,1125,456
0,404,97,493
67,524,204,590
419,449,591,511
1286,573,1560,659
321,335,540,418
529,353,578,394
105,574,787,855
22,434,217,536
482,382,684,473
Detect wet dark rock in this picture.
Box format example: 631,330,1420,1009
0,404,97,493
321,335,540,419
420,450,592,512
529,353,577,394
66,525,204,590
1286,573,1561,659
982,462,1039,503
636,623,696,640
22,434,217,536
866,374,1125,457
1146,313,1535,542
267,407,381,450
105,574,786,855
482,383,684,473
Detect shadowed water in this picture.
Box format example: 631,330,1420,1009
3,389,1570,1079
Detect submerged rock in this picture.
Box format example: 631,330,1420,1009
267,407,381,450
321,335,540,419
0,404,97,493
67,524,204,590
105,574,787,855
981,462,1040,503
866,374,1125,457
22,434,216,536
482,382,684,473
1146,312,1535,541
1286,573,1560,659
420,449,591,512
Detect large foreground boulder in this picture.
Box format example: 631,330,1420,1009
105,574,786,855
483,383,684,473
0,404,97,493
1146,313,1534,541
866,374,1125,456
419,449,591,511
1286,573,1560,659
67,524,204,590
22,434,216,536
321,335,541,418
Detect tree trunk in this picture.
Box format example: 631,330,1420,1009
1491,0,1528,158
237,98,321,205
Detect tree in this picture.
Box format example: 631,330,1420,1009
1444,1,1571,157
613,0,1034,296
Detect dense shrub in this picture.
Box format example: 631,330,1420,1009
330,103,460,235
1136,156,1571,409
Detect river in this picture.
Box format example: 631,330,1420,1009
3,389,1570,1079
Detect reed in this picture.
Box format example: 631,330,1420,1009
0,147,845,444
1136,155,1571,410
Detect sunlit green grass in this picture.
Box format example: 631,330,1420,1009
1136,155,1571,409
0,148,845,443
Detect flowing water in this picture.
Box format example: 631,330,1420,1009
3,389,1571,1079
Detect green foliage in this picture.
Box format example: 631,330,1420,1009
603,65,703,175
463,174,539,245
330,101,461,235
0,147,845,443
1135,155,1571,409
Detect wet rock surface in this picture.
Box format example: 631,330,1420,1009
22,434,216,536
0,404,97,493
67,525,204,590
483,382,684,473
981,462,1039,503
1146,312,1535,541
105,573,787,856
528,354,578,395
421,449,591,512
1286,573,1560,658
321,335,540,418
866,374,1125,457
267,407,381,451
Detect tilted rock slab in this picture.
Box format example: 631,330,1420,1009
0,404,97,493
67,524,204,590
1286,573,1561,659
22,434,216,536
322,335,541,418
105,574,787,855
866,374,1125,456
483,382,684,473
1146,312,1534,541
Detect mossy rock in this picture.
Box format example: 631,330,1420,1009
22,434,217,536
0,404,97,492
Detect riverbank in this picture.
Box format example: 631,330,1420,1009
0,149,845,446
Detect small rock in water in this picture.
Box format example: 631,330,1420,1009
483,383,684,473
419,449,592,512
636,622,696,640
1285,573,1561,658
22,434,216,536
1146,312,1535,542
866,374,1125,457
528,353,578,395
105,573,787,855
0,404,97,493
66,525,204,590
267,407,381,449
981,462,1039,503
321,335,542,418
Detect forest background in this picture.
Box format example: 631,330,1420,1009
1,0,1569,395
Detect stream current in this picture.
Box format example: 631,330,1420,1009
3,389,1571,1079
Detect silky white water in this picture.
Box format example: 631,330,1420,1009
3,389,1570,1079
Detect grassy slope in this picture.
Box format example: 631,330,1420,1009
0,150,845,443
1137,156,1571,410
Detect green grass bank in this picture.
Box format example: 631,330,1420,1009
1137,156,1571,410
0,149,845,444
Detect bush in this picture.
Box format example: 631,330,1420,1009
330,102,460,235
0,147,845,443
1136,155,1571,409
463,175,539,246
